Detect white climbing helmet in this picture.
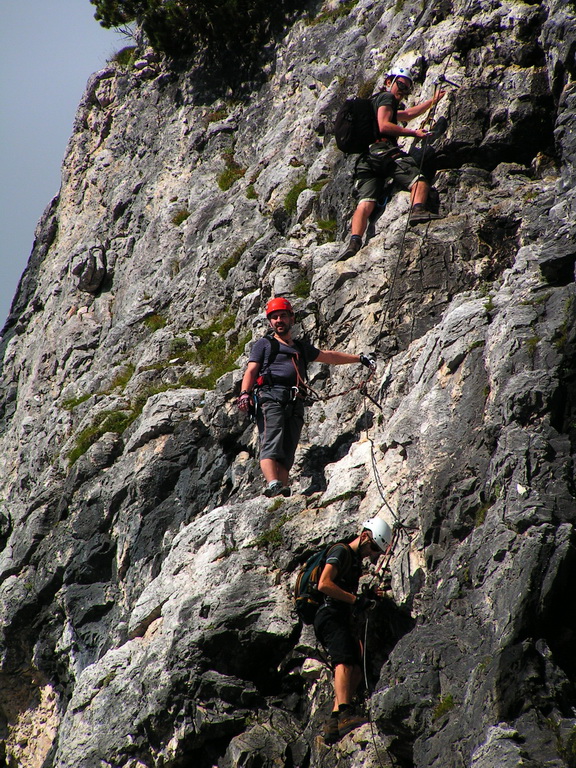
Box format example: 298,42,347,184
362,517,392,552
388,66,413,87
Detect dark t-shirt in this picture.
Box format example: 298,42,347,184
372,91,399,144
322,543,362,614
249,335,320,387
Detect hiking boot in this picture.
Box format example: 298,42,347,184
280,486,291,497
337,236,362,261
322,713,340,745
338,709,368,738
264,480,284,497
409,204,443,225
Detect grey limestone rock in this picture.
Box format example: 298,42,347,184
1,1,576,767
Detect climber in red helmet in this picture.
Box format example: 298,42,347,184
238,297,376,497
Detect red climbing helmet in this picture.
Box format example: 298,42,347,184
265,297,294,317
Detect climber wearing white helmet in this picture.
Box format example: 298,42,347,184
313,516,393,744
340,64,446,260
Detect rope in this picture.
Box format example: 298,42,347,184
353,7,478,764
376,78,443,341
362,614,395,768
295,361,379,406
376,0,477,342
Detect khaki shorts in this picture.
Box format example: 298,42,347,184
354,152,427,203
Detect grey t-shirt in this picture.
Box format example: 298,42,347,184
249,335,320,386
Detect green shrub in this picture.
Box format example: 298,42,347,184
91,0,310,64
246,184,257,200
170,337,189,356
218,242,249,279
253,513,292,550
203,107,229,126
294,274,311,299
112,45,138,68
357,78,377,99
306,0,359,25
284,176,307,215
483,296,495,313
62,393,92,411
552,296,575,352
107,363,136,391
218,151,246,191
311,179,328,193
526,335,540,358
317,218,337,243
172,208,190,225
433,694,455,720
143,313,167,331
475,502,491,527
67,409,138,466
180,315,249,389
66,313,250,466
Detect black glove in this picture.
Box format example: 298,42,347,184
359,353,376,371
361,584,380,600
353,594,377,615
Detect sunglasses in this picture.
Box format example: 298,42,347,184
395,81,412,95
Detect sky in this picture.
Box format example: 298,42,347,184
0,0,126,330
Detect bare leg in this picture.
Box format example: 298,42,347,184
332,663,363,708
260,458,289,485
351,200,376,238
410,179,429,208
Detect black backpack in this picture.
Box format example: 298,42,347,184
293,544,352,624
334,97,379,154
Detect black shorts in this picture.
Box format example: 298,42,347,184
314,608,362,667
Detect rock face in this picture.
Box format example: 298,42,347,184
1,1,576,766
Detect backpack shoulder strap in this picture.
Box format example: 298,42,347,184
292,338,309,381
261,333,279,372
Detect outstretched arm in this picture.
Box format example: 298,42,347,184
378,104,430,140
315,351,376,370
398,89,446,122
315,350,361,365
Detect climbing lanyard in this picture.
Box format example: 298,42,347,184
290,355,380,407
377,0,473,340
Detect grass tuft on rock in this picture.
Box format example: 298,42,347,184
284,176,307,215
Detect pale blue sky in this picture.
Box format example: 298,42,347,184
0,0,126,329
